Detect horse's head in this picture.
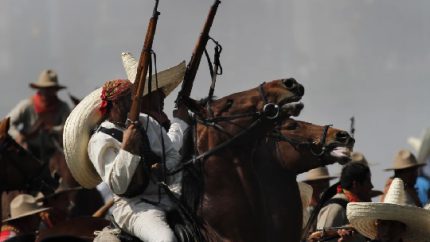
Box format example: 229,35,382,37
272,118,355,173
187,78,304,149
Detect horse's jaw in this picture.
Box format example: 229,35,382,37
328,146,352,165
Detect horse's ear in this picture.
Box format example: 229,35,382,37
183,97,207,119
0,117,11,137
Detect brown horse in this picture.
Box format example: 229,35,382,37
252,118,354,242
30,78,304,241
180,78,305,242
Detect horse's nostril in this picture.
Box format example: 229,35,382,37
336,131,350,141
283,78,297,89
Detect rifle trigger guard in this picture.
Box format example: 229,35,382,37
263,103,279,120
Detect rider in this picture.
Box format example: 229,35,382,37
7,69,70,163
88,79,189,242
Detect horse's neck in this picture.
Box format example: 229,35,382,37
253,139,303,242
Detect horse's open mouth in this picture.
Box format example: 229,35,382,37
280,102,304,117
278,95,302,107
329,146,352,165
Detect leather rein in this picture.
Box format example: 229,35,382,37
169,82,282,175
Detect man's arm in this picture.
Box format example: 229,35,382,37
88,125,143,195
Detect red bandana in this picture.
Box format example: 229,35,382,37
32,92,60,113
99,79,132,116
337,185,361,202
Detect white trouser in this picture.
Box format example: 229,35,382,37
112,195,177,242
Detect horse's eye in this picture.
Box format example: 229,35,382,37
285,122,298,130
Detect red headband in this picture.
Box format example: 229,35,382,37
99,79,132,116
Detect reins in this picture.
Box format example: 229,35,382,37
168,82,280,175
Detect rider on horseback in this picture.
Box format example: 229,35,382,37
88,75,189,242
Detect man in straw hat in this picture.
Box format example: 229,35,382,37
302,166,337,214
316,162,374,242
381,149,424,207
7,69,70,163
63,56,188,242
351,152,383,199
1,194,50,242
347,178,430,242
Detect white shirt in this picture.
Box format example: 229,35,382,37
88,114,189,200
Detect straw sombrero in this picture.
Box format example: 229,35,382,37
121,52,185,97
3,194,50,222
347,178,430,242
384,149,425,171
63,54,186,189
302,167,337,182
30,69,66,89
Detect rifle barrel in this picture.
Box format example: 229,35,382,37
175,0,221,107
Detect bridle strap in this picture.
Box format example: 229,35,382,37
272,124,333,158
169,82,280,175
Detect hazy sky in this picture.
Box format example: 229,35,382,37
1,0,430,191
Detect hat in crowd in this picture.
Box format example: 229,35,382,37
3,194,50,223
121,52,185,97
351,151,378,166
302,167,337,182
347,178,430,242
30,69,66,89
63,54,186,189
384,149,425,171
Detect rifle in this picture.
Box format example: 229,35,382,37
175,0,221,108
307,226,355,242
127,0,160,125
350,116,355,138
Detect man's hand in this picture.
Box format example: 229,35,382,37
173,105,191,124
337,228,356,242
122,124,143,155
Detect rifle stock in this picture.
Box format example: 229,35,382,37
127,0,160,125
175,0,221,108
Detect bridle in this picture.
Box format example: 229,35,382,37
169,82,288,175
270,124,334,158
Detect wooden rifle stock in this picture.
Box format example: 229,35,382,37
127,0,160,125
175,0,221,107
307,226,355,241
92,198,114,218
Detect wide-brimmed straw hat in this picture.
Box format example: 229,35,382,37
3,194,50,222
121,52,185,97
302,167,337,182
63,55,186,189
347,178,430,242
30,69,66,89
384,149,425,171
